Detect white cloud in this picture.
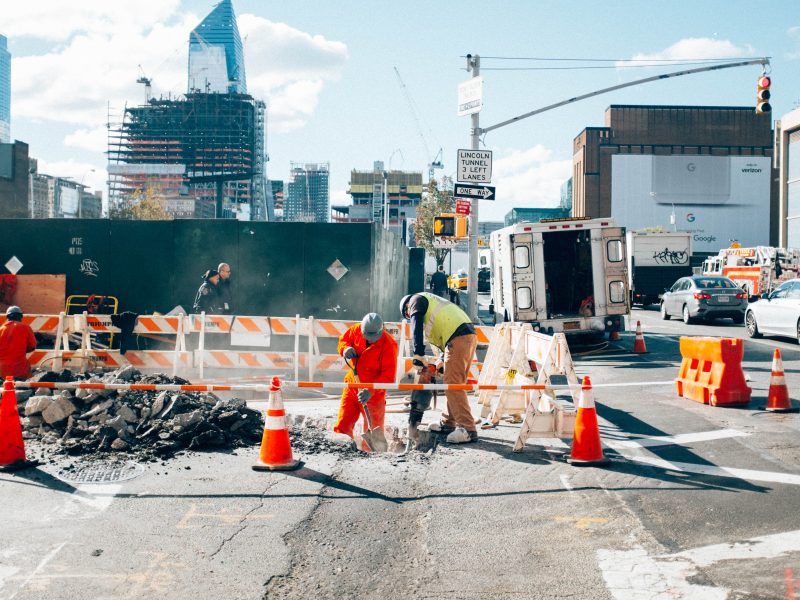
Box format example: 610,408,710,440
787,26,800,60
10,4,348,153
617,38,756,68
239,14,348,133
330,189,349,206
480,146,571,221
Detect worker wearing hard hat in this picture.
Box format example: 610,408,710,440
0,306,37,380
400,293,478,443
334,313,398,441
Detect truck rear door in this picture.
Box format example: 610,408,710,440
601,227,628,315
510,233,537,321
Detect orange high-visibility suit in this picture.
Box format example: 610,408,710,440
333,323,398,438
0,320,37,379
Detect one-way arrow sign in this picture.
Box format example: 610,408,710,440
454,183,496,201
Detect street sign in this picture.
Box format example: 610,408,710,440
457,149,492,183
457,77,483,116
455,199,471,215
433,238,457,249
454,183,496,201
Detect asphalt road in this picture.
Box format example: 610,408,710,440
2,305,800,599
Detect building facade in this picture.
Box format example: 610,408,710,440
0,141,28,218
776,108,800,247
286,163,329,223
341,162,423,235
0,35,9,143
188,0,246,94
270,180,284,221
504,206,569,227
572,105,777,251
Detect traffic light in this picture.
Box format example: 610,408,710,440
756,75,771,114
433,215,455,237
455,215,468,239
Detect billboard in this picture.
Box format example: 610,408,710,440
611,155,770,252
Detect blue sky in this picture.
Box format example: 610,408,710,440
4,0,800,220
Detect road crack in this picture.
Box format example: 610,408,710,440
209,479,280,559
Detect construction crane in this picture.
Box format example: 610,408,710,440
393,66,444,183
136,65,152,103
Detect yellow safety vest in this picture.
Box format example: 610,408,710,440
419,292,472,350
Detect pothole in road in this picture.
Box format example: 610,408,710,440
56,461,146,483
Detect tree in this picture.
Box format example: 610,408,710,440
109,184,172,220
414,179,455,268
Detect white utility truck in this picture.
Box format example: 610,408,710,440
626,230,693,306
489,217,629,338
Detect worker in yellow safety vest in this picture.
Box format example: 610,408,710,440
399,292,478,443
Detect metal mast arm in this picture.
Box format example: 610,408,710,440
480,58,770,135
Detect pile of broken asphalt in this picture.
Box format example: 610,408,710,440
18,366,263,460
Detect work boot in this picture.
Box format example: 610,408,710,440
445,427,478,444
428,422,456,434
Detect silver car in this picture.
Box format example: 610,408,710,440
745,278,800,341
661,276,747,324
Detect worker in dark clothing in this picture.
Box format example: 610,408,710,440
430,265,449,298
193,269,223,314
0,306,37,380
400,292,478,444
217,262,233,314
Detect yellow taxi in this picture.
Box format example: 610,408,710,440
448,270,468,290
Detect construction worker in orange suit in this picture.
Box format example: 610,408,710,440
333,312,398,440
0,306,37,380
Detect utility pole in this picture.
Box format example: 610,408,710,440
467,54,480,323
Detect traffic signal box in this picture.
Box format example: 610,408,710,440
756,75,771,114
433,213,468,239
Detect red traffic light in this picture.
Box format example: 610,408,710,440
758,76,771,89
756,75,772,114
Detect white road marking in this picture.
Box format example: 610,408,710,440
7,542,67,600
605,428,749,450
625,454,800,487
559,474,574,493
599,528,800,600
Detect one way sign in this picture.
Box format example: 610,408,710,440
454,183,496,201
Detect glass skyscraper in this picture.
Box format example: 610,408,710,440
188,0,247,94
0,35,10,143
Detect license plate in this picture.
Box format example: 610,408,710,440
717,295,730,302
563,321,580,331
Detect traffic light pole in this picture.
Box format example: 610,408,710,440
467,54,480,323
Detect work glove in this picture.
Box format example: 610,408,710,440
343,347,358,361
358,388,371,404
412,354,428,368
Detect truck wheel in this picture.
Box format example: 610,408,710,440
682,305,693,324
660,302,670,320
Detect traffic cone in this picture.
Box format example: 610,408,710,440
567,376,610,466
609,330,621,341
252,377,302,471
0,377,38,472
760,349,799,413
633,321,648,353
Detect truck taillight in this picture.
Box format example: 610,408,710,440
736,292,747,299
693,292,711,300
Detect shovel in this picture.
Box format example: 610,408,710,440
345,357,388,453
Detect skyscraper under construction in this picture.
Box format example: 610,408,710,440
107,0,271,220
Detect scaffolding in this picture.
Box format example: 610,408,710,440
107,92,268,220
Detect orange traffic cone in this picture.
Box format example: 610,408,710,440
567,376,610,466
252,377,302,471
609,330,621,342
760,349,799,413
633,321,648,353
0,377,38,472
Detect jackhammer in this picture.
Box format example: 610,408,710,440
405,362,439,453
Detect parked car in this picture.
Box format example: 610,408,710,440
661,275,747,324
745,278,800,341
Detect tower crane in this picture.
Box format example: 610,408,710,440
393,67,444,183
136,65,152,103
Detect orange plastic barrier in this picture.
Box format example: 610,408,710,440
675,337,751,407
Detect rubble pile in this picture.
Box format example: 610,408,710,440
20,367,263,459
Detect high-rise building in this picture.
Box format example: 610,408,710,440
270,180,284,220
0,141,28,217
0,35,10,143
286,163,329,223
188,0,247,94
340,162,423,234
